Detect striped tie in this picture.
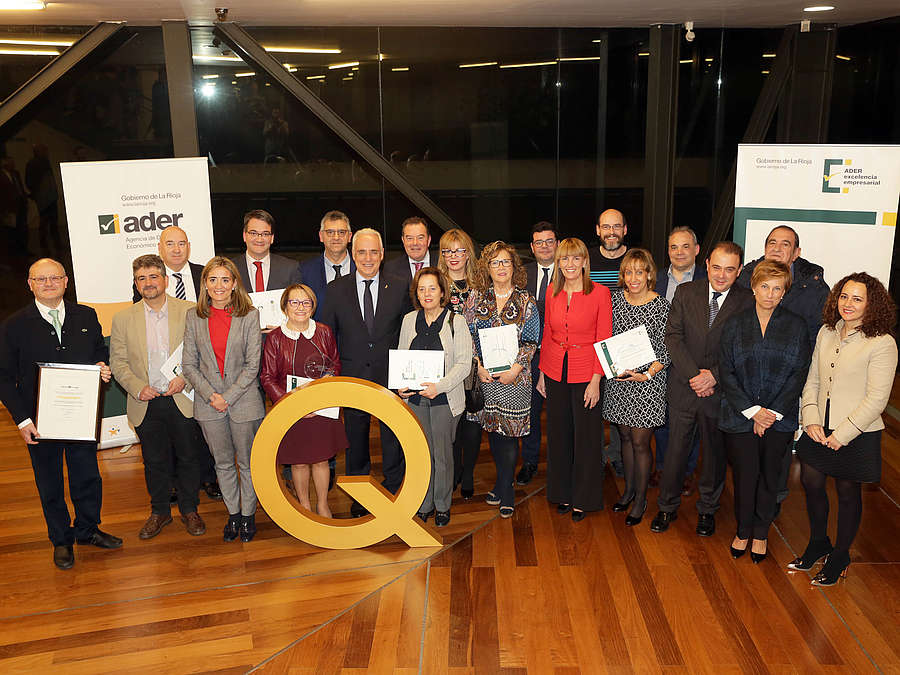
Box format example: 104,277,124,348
173,273,186,300
709,291,722,328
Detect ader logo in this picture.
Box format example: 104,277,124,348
97,212,183,234
822,158,849,194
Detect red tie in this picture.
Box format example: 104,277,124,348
414,262,423,272
254,261,264,292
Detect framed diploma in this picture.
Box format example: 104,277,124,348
35,363,103,442
593,325,657,379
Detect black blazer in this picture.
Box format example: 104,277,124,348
299,253,356,319
0,301,108,425
664,279,754,415
318,273,412,386
717,305,811,434
230,252,302,293
382,249,439,283
525,261,552,345
131,261,203,303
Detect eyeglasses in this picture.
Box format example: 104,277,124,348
323,229,350,237
488,259,513,269
286,299,313,309
441,248,467,257
246,230,273,239
532,238,556,247
599,223,625,232
30,275,65,285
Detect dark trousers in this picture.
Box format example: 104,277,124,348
653,413,699,474
658,407,727,515
344,407,405,494
544,375,605,511
488,432,518,508
519,352,542,467
726,429,793,540
135,396,204,516
28,441,102,546
453,416,482,490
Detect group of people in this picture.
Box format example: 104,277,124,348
0,208,895,591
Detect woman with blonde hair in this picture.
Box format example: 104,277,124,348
182,256,266,542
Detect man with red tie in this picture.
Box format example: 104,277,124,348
382,216,438,283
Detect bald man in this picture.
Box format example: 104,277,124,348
0,259,122,569
131,226,204,303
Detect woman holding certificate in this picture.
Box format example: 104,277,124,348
183,257,266,543
603,248,670,526
791,273,896,585
536,238,612,521
260,283,346,519
397,268,473,526
464,242,540,518
718,260,810,563
438,228,482,500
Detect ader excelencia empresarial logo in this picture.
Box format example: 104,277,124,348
98,211,184,235
822,158,881,194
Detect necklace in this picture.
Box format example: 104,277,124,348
494,287,513,299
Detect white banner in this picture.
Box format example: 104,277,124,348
735,144,900,287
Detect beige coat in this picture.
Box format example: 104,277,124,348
801,321,898,445
110,297,196,427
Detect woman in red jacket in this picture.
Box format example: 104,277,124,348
260,283,346,517
537,238,612,521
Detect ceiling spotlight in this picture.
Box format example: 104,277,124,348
684,21,695,43
803,5,835,11
0,1,47,9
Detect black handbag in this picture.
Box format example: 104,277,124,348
447,311,484,413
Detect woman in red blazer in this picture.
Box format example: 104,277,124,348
537,238,612,521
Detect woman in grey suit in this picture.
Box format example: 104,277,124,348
183,256,266,543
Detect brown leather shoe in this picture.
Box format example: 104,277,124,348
681,474,696,497
139,513,173,539
181,512,206,536
648,470,660,488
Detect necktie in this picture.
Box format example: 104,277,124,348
414,262,424,273
709,291,722,328
254,261,264,292
48,308,61,343
173,272,186,300
363,279,375,335
538,266,550,302
333,264,342,279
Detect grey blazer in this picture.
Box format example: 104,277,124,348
398,310,473,417
182,308,265,423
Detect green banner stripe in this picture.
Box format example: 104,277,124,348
733,207,877,247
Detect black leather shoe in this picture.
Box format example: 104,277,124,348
202,481,223,500
811,551,850,586
572,509,586,523
416,509,434,522
461,487,474,500
750,540,768,564
516,463,538,485
350,501,369,518
731,539,748,559
625,502,647,527
77,529,123,549
223,514,241,542
434,511,450,527
239,514,257,543
557,503,572,514
53,544,74,569
787,538,833,571
696,514,716,537
650,510,677,533
612,494,634,513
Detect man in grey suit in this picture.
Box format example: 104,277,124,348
650,241,754,536
230,209,302,330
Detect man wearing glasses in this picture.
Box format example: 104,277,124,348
300,210,356,319
383,216,437,282
518,222,558,485
0,259,121,569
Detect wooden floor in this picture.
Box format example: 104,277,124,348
1,387,900,674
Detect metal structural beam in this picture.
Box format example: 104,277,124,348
643,24,680,265
777,25,837,143
0,22,128,131
214,22,458,233
700,25,798,263
162,21,200,157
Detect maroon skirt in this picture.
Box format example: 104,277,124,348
276,414,347,465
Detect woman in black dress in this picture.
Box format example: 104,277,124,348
791,273,897,585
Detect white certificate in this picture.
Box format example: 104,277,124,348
388,349,445,390
593,325,657,379
160,342,193,402
249,288,285,329
35,363,102,442
286,375,340,418
478,324,519,373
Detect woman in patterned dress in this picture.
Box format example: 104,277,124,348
463,241,540,517
603,248,670,526
438,228,482,499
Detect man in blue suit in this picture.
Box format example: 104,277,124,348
652,226,706,496
300,210,355,319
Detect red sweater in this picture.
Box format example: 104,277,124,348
208,306,232,379
539,283,612,383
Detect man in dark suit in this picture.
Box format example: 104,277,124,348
382,216,438,284
652,226,707,495
0,258,122,569
518,221,557,485
650,242,754,536
230,209,302,328
299,210,356,319
132,226,204,303
319,228,412,516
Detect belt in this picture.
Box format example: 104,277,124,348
552,339,589,349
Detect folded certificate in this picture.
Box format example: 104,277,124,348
594,325,657,379
249,289,285,329
286,375,339,418
388,349,445,390
478,324,519,373
160,342,193,402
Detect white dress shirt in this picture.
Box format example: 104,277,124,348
324,253,351,284
407,252,431,277
535,263,554,301
246,252,271,292
167,264,196,302
356,271,380,317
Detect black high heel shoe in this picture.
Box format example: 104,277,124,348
750,539,768,564
625,501,647,527
461,487,474,500
557,503,572,515
730,537,749,559
572,509,586,522
811,551,851,586
612,494,635,513
787,538,833,571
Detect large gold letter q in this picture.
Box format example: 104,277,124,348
250,376,442,549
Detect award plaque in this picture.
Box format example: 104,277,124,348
35,363,103,442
